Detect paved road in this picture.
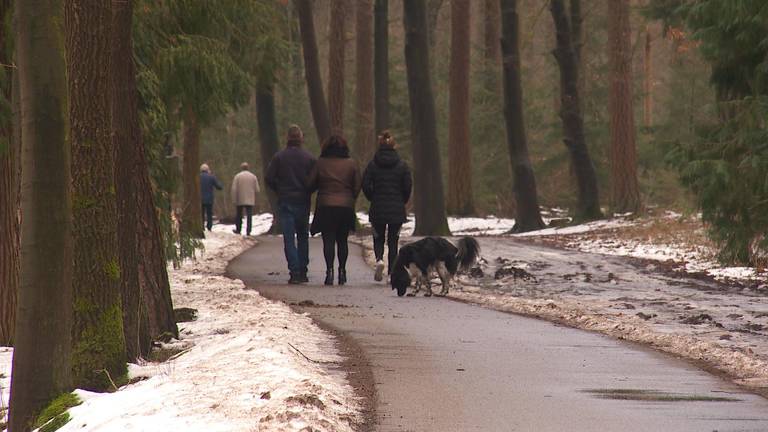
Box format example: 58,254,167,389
227,236,768,432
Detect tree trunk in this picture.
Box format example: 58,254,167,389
112,0,154,361
550,0,603,221
447,0,474,216
181,105,204,239
10,0,73,428
608,0,642,214
403,0,450,236
294,0,331,145
374,0,390,134
0,0,17,347
256,82,282,234
426,0,444,49
66,0,127,391
484,0,500,64
570,0,582,65
355,0,375,162
643,24,653,128
500,0,545,232
327,0,347,133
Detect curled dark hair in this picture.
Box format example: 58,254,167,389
320,134,350,158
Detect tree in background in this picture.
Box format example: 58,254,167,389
295,0,331,145
0,0,17,346
66,0,128,390
327,0,347,133
484,0,501,64
374,0,390,134
355,0,375,161
403,0,450,235
550,0,602,221
446,0,474,216
10,0,73,427
500,0,545,232
608,0,641,214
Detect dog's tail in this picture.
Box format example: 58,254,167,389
456,237,480,271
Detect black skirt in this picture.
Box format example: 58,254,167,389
310,205,356,235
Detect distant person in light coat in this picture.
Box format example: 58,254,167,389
231,162,261,236
200,163,223,231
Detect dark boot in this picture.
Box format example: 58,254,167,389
298,271,309,283
338,268,347,285
324,268,334,286
288,272,301,284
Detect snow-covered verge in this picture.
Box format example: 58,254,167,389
1,224,361,432
354,213,768,395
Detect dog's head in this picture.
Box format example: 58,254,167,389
390,267,411,297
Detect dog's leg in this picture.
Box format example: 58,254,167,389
436,262,451,296
406,264,420,297
423,272,433,297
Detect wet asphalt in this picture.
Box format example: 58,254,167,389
227,236,768,432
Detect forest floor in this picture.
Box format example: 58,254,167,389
354,210,768,397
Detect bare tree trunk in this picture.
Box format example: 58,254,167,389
550,0,603,221
256,82,281,234
643,24,653,128
374,0,390,134
327,0,347,133
403,0,450,236
181,105,204,239
112,0,154,361
295,0,331,144
426,0,444,49
10,0,73,428
484,0,500,64
0,0,17,347
66,0,128,391
608,0,642,213
500,0,545,232
355,0,375,161
447,0,474,216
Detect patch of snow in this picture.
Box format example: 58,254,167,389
514,217,635,237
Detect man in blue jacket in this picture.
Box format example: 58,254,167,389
200,163,223,231
265,125,316,284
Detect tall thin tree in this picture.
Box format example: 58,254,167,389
447,0,474,216
327,0,347,132
181,105,204,239
355,0,375,161
256,82,282,234
403,0,450,235
374,0,390,133
0,0,17,346
295,0,331,144
608,0,642,213
66,0,128,390
10,0,73,428
484,0,501,64
550,0,602,221
500,0,545,232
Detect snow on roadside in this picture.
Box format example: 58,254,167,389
1,224,361,432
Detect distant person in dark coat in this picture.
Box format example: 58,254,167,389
307,135,362,286
200,163,223,231
362,131,413,281
265,125,316,284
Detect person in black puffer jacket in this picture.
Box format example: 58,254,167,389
362,130,413,281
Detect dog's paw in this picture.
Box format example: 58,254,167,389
435,292,447,297
424,292,432,297
406,292,416,297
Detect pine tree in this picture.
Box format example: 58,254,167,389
295,0,331,144
328,0,347,133
355,0,375,161
374,0,390,133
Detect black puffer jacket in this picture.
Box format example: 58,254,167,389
362,147,412,224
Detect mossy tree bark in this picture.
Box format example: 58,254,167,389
10,0,73,428
66,0,128,390
403,0,450,236
0,0,17,347
447,0,475,216
327,0,347,133
500,0,545,232
256,82,282,234
181,105,204,239
294,0,331,145
374,0,390,134
550,0,603,222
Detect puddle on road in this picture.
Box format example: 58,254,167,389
582,388,741,402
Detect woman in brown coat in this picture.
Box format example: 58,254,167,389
306,135,362,285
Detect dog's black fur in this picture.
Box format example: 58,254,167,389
390,237,481,297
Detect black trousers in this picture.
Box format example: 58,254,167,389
322,229,350,271
373,223,402,274
234,205,254,234
202,204,214,231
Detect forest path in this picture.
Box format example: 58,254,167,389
227,236,768,432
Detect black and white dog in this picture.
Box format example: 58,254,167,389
391,237,480,297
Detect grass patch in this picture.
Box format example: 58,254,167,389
35,393,81,432
583,388,740,402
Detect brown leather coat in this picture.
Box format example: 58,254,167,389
306,156,362,208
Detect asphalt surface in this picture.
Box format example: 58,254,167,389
227,236,768,432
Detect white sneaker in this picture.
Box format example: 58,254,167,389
374,260,385,282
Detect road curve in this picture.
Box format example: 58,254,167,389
227,236,768,432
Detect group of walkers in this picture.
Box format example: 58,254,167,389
199,124,412,286
266,124,412,285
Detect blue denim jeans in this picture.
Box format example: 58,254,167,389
278,202,309,275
